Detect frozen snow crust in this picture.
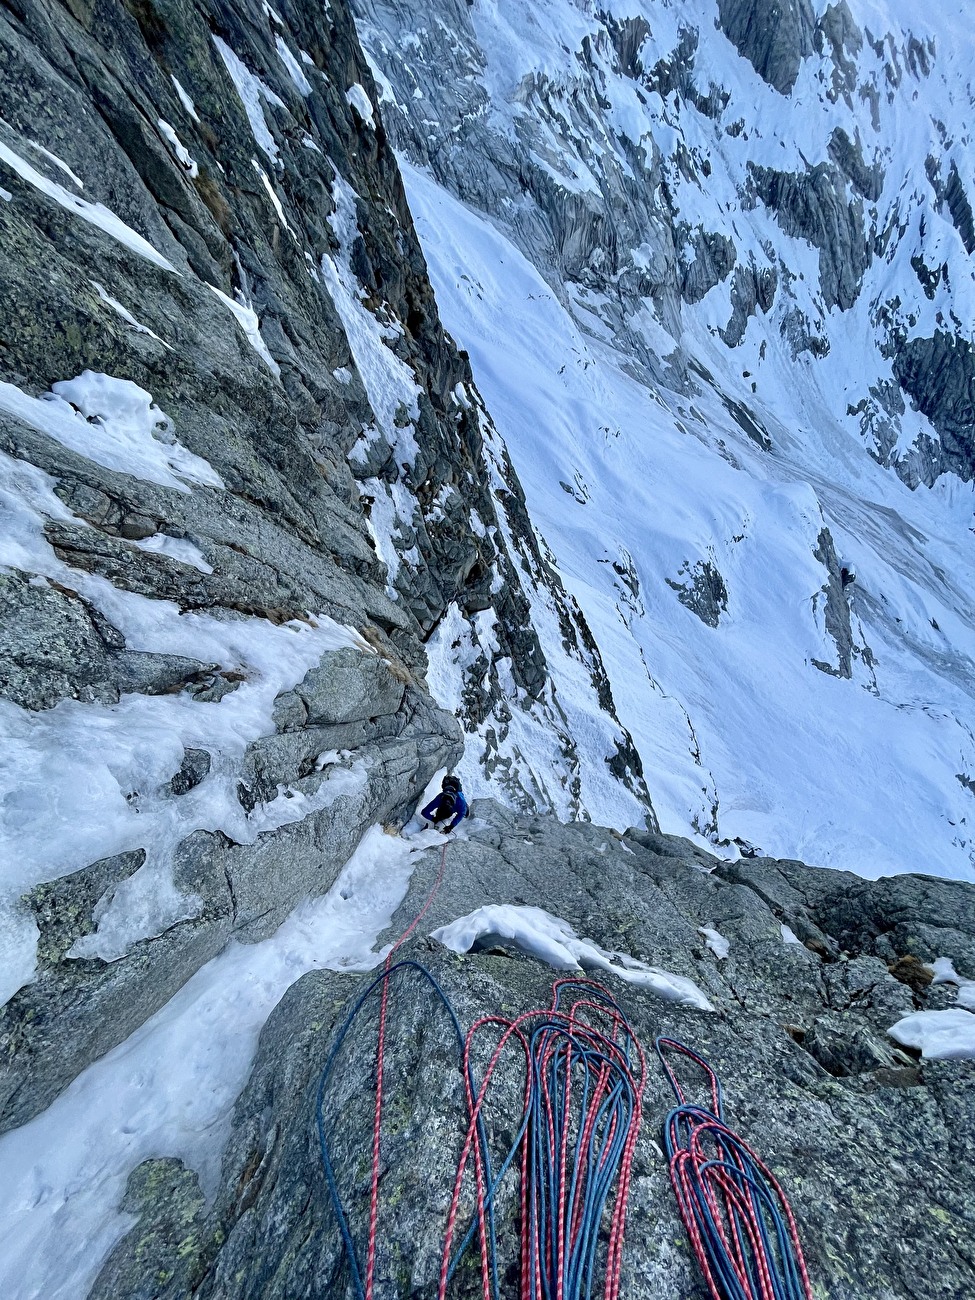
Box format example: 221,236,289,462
80,801,975,1299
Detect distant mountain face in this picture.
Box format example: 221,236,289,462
353,0,975,879
354,0,975,485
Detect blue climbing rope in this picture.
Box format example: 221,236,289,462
654,1037,813,1300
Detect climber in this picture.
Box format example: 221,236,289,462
420,774,468,834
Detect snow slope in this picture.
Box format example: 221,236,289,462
352,0,975,880
403,160,975,879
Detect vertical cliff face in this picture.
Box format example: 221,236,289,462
0,0,654,1136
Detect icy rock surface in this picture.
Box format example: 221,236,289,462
91,803,975,1299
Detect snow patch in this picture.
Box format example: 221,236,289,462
132,533,213,573
699,926,730,960
275,34,313,95
157,119,198,178
27,139,85,189
320,171,421,458
888,1008,975,1060
0,371,222,492
207,283,281,377
0,139,177,272
212,36,285,164
252,159,296,239
91,281,171,348
0,826,426,1299
346,83,375,128
432,903,714,1010
930,956,975,1011
171,76,200,122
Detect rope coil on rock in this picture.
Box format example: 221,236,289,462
654,1037,813,1300
440,979,645,1300
315,834,647,1300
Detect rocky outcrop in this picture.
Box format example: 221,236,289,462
0,649,460,1133
717,0,817,95
90,803,975,1298
892,333,975,483
748,162,871,311
666,558,728,627
812,527,854,678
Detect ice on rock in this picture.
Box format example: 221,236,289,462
171,76,200,122
276,34,313,95
91,281,171,348
207,284,281,376
133,534,214,573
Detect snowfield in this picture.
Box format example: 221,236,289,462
401,161,975,881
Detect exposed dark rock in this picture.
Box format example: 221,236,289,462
828,127,884,201
749,162,871,310
811,527,854,678
666,559,729,628
679,227,737,304
717,0,817,95
721,257,777,347
815,1,863,104
893,332,975,483
293,645,406,726
164,748,212,797
943,162,975,255
0,570,124,709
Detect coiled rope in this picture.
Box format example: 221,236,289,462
440,978,645,1300
655,1037,813,1300
315,835,646,1299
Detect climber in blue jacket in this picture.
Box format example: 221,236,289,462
420,774,469,833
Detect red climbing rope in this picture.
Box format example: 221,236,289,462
439,979,646,1300
365,836,450,1300
655,1038,814,1300
326,834,646,1300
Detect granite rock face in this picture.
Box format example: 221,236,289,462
91,803,975,1299
717,0,818,96
0,0,660,1134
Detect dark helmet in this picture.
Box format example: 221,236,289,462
442,774,462,795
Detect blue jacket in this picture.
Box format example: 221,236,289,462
421,790,468,832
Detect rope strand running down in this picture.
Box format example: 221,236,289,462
316,834,647,1300
316,838,456,1300
655,1037,813,1300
